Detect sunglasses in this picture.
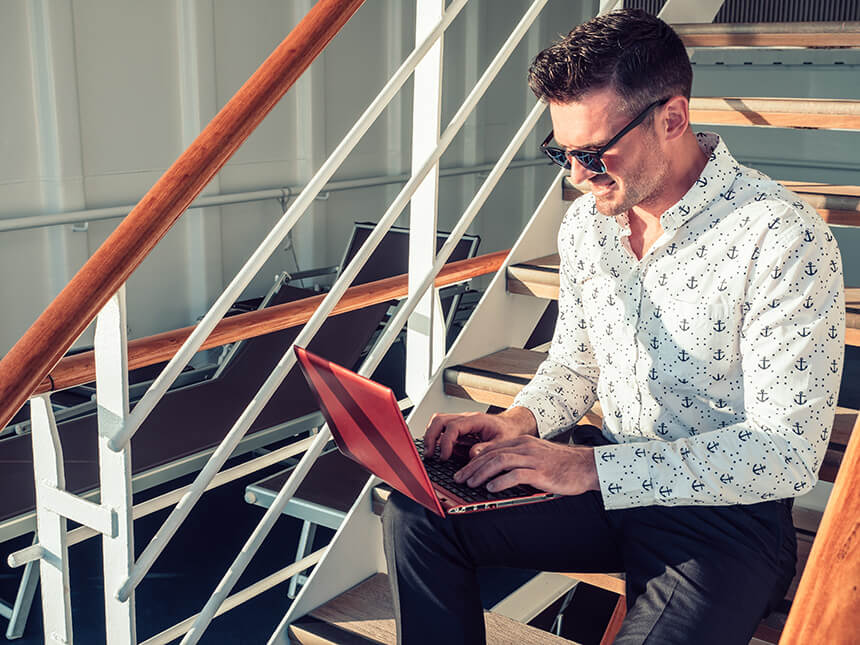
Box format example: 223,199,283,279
540,97,670,174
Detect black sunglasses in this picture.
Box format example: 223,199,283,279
540,97,670,174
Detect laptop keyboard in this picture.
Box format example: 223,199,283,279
414,438,543,503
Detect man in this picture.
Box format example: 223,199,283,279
383,9,844,644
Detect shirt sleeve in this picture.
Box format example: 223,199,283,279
513,214,600,439
594,215,844,509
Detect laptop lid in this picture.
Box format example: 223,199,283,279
294,345,445,517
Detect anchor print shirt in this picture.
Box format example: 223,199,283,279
513,132,845,510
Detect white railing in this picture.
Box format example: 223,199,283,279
11,0,553,642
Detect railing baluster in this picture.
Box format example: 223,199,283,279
94,287,137,644
30,395,73,645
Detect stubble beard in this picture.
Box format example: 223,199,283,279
592,147,671,218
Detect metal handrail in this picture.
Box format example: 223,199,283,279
115,0,548,609
111,0,472,452
0,0,366,434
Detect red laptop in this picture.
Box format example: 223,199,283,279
294,345,557,517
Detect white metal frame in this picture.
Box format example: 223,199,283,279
14,0,562,642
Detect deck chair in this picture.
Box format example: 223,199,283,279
0,231,399,637
244,223,480,597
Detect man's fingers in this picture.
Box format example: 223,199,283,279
423,413,459,457
456,450,533,487
485,468,534,493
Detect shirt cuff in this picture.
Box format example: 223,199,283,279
593,442,654,510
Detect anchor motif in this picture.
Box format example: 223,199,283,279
831,259,839,272
657,423,668,436
681,396,694,408
680,319,690,331
607,294,616,306
692,481,704,492
723,188,736,200
756,389,769,402
650,337,660,350
654,306,662,319
827,394,835,407
667,242,678,255
659,486,672,497
825,231,833,242
758,358,771,370
713,349,725,361
754,192,766,201
610,267,619,278
614,409,623,418
795,358,808,371
634,447,646,458
771,266,782,279
803,296,814,309
678,377,689,385
761,492,775,500
720,473,734,484
752,464,766,475
794,391,808,405
679,204,690,215
578,259,585,270
608,483,621,494
686,276,698,289
798,327,811,338
718,280,728,292
792,422,803,436
769,298,780,309
804,262,818,276
829,325,839,339
599,234,607,247
678,349,690,362
738,429,752,441
696,176,708,188
651,453,665,463
601,453,615,462
831,360,840,373
751,246,760,260
659,274,668,286
793,482,805,492
727,246,738,259
742,301,751,314
792,200,804,210
578,343,588,353
760,326,773,338
578,319,587,329
706,441,719,453
741,215,751,227
649,368,658,380
712,374,725,382
768,217,781,230
641,479,653,491
697,246,707,258
715,399,727,408
714,320,725,332
680,447,691,457
804,229,814,243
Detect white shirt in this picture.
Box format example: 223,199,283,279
514,133,845,510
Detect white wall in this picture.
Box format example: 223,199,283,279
0,0,594,355
1,0,858,358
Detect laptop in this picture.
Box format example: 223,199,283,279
294,345,558,517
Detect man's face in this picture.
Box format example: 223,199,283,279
549,88,670,217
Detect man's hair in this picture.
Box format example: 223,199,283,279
527,9,692,117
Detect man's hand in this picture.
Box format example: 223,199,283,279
423,406,538,461
453,435,599,497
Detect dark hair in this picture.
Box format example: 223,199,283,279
527,9,691,117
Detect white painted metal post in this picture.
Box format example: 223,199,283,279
406,0,446,401
30,395,73,644
94,287,136,644
658,0,726,23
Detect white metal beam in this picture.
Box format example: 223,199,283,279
658,0,725,24
406,0,447,402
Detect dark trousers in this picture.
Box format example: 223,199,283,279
382,428,796,644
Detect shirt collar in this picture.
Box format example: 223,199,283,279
659,132,739,231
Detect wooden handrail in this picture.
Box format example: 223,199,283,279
27,250,508,396
780,413,860,644
0,0,366,432
690,97,860,130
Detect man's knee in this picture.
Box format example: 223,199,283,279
382,491,440,546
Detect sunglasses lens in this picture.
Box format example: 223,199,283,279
543,147,570,170
573,152,604,174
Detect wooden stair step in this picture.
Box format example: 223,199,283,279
562,177,860,226
674,21,860,48
289,572,579,644
689,97,860,130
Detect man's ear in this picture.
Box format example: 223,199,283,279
661,96,689,142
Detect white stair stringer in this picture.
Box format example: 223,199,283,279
268,169,569,642
269,473,386,644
